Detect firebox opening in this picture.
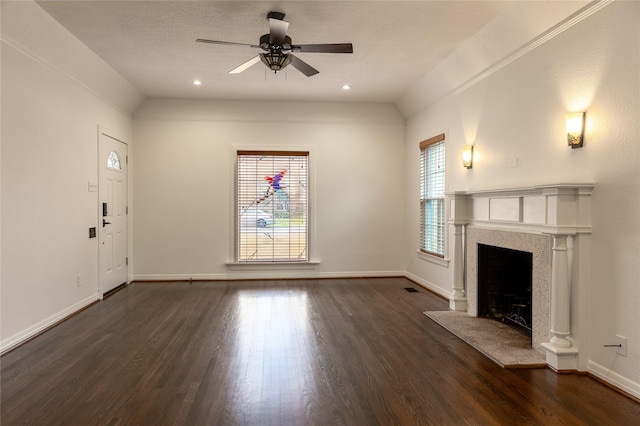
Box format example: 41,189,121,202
477,244,533,336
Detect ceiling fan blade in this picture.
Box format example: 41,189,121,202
196,39,258,48
290,55,319,77
229,56,261,74
291,43,353,54
269,18,289,45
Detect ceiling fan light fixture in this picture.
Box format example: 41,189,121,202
259,52,293,73
197,11,353,77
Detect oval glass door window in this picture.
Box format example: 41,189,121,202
106,151,121,170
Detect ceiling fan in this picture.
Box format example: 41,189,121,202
196,11,353,77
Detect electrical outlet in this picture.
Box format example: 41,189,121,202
615,335,627,357
76,274,82,288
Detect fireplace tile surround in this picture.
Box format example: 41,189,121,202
447,184,593,371
466,227,550,353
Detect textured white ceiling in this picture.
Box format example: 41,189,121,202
35,0,511,103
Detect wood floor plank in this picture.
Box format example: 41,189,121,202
2,278,639,425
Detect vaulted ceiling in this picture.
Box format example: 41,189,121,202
30,1,589,112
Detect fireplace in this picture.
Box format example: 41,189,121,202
477,244,533,334
466,228,549,353
447,184,593,370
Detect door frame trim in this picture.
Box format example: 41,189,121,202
97,125,130,298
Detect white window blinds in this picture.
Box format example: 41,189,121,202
237,151,309,262
420,135,446,257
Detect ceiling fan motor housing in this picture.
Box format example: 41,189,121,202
267,11,286,21
259,34,292,51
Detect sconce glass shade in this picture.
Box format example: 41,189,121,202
259,52,293,73
565,112,585,148
462,145,473,169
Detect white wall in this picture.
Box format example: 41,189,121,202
133,99,405,280
404,1,640,397
0,3,136,351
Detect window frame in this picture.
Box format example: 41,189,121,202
419,133,446,258
235,150,310,263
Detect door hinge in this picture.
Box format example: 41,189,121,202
126,257,129,266
126,206,128,215
126,155,129,164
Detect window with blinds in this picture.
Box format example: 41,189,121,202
237,151,308,262
419,134,446,257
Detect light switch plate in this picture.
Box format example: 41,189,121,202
615,335,627,357
88,181,98,192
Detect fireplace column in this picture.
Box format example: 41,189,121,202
450,223,467,311
542,234,578,370
447,192,468,311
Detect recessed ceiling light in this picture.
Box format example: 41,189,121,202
342,85,351,90
193,80,202,86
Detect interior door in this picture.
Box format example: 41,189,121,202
99,132,128,295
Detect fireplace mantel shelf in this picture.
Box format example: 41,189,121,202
446,183,594,235
447,183,594,196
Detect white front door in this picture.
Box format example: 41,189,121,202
99,132,128,295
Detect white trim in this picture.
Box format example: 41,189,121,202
404,271,450,299
0,293,100,355
102,124,134,289
398,0,615,118
450,1,614,100
133,273,230,281
416,250,450,267
446,183,594,236
132,270,405,282
447,183,595,197
0,35,137,115
98,128,130,298
588,360,640,400
99,125,128,146
225,261,321,270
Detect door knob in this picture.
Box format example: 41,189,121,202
102,219,111,227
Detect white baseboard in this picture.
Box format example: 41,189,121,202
132,273,229,281
132,270,405,282
0,292,100,355
587,360,640,400
312,270,405,279
403,271,451,300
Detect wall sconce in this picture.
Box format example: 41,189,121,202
565,112,585,148
462,145,473,169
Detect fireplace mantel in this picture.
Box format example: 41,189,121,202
447,183,594,235
446,183,594,371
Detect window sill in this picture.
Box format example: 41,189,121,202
225,261,320,271
416,250,450,267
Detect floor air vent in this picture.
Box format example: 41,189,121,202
404,287,419,293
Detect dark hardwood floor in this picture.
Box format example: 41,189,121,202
2,278,638,425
